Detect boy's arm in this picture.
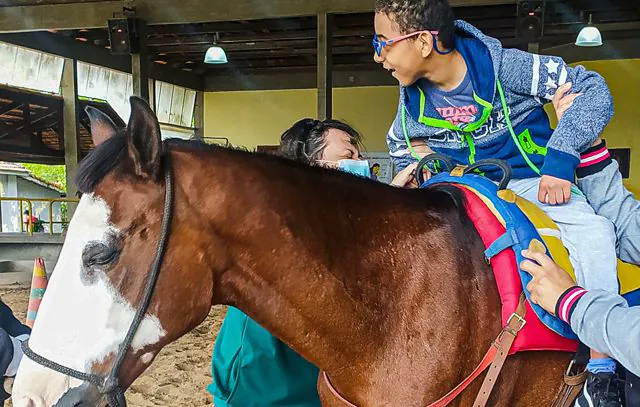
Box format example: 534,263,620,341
500,49,614,182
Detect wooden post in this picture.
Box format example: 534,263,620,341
132,19,150,101
193,91,205,140
317,12,333,120
148,78,156,111
61,58,79,216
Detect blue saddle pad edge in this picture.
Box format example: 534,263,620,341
422,173,578,340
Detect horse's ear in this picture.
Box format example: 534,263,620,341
126,97,162,180
85,106,117,147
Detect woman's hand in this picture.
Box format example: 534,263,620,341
552,82,581,121
391,163,432,188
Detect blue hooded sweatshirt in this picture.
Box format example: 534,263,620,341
387,20,614,182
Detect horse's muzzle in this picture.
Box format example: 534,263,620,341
52,383,105,407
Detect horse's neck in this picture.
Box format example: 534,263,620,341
179,149,499,405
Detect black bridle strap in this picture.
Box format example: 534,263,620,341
20,346,104,387
22,154,174,407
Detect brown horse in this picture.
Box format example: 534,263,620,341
12,97,570,407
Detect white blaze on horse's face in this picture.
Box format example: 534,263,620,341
12,193,166,407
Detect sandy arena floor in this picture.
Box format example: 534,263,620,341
1,286,227,407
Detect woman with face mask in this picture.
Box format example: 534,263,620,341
208,118,367,407
279,118,433,186
280,118,363,164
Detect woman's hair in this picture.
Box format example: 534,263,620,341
279,118,362,164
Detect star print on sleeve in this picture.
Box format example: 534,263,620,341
545,59,559,74
540,57,570,100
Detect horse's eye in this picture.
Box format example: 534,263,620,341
82,242,119,268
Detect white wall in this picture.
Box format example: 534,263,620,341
160,124,194,140
0,175,62,233
16,178,63,233
0,42,64,94
0,174,19,232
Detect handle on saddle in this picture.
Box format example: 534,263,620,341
463,159,513,191
415,153,455,186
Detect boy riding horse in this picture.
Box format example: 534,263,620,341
373,0,624,405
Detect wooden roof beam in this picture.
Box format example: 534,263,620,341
0,0,517,32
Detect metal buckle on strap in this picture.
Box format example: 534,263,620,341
565,359,576,376
506,312,526,331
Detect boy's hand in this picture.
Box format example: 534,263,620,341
538,175,572,205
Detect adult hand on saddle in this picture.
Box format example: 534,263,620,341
552,82,581,121
391,163,430,188
538,175,572,205
521,249,577,315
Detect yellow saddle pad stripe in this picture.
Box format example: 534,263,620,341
511,189,640,295
511,192,577,282
460,186,640,295
618,261,640,296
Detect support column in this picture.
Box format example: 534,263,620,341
61,58,79,216
132,19,150,101
317,12,333,120
193,91,205,140
148,78,156,111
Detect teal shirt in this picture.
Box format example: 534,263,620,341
209,307,321,407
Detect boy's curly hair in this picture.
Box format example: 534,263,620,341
374,0,456,49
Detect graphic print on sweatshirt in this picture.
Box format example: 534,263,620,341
427,73,478,127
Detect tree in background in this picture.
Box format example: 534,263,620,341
22,164,66,191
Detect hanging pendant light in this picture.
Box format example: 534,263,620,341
575,14,602,47
204,33,228,64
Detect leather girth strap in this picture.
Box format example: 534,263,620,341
473,293,528,407
321,293,528,407
551,364,589,407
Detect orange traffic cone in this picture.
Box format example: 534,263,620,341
26,257,48,328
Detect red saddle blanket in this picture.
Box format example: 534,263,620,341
456,185,578,354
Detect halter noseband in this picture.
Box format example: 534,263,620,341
21,155,174,407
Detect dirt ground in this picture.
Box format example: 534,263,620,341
1,286,228,407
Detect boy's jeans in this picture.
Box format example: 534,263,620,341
508,178,619,293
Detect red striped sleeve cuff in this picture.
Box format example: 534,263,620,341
555,286,588,323
576,140,612,178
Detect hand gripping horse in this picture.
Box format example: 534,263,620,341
12,98,571,406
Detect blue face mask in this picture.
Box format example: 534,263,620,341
338,159,371,178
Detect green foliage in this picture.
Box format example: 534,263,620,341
60,202,69,229
22,164,66,192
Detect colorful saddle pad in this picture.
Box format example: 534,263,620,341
424,172,640,354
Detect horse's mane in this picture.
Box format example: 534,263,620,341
76,136,468,219
77,131,128,194
76,136,270,194
166,139,467,214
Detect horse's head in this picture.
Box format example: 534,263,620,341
12,98,215,407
